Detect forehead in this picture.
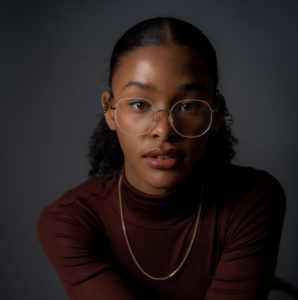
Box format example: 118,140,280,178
111,44,215,94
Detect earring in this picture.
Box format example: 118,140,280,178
103,95,113,113
213,89,220,112
103,104,109,113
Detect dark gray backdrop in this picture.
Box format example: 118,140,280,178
1,1,297,299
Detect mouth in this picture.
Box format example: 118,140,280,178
142,148,182,169
153,155,174,160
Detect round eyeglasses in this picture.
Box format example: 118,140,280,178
108,98,217,138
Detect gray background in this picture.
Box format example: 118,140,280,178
1,0,297,299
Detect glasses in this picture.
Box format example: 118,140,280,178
109,98,217,138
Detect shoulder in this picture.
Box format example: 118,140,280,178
37,169,121,240
214,164,286,241
42,169,120,212
218,164,286,202
53,171,118,206
36,170,124,286
210,164,286,231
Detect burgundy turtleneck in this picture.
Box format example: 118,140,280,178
37,165,285,300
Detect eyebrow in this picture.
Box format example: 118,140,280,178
178,82,206,91
121,81,206,92
122,81,155,91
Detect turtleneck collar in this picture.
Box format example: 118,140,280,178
117,166,205,230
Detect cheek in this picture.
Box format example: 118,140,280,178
116,130,140,159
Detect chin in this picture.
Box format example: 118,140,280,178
144,169,189,192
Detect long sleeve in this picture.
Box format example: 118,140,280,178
204,172,286,300
37,166,286,300
37,203,139,300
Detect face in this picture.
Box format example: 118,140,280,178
103,44,223,195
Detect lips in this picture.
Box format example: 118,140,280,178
142,148,182,169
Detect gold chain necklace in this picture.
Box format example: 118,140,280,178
118,175,204,281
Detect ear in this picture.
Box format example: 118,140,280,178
101,91,117,131
210,93,226,133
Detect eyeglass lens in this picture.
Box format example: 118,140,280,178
115,98,212,137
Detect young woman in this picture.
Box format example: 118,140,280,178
37,17,286,300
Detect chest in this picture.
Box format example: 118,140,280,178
101,199,223,300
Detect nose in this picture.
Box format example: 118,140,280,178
150,110,174,140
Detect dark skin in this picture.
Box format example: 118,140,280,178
102,44,225,195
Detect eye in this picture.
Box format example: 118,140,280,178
177,101,203,113
128,99,152,112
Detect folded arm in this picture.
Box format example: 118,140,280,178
205,174,286,299
37,206,139,300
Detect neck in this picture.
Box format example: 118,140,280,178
120,168,203,228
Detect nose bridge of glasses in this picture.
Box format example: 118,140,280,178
153,109,172,123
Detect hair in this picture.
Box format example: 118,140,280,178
88,17,237,177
